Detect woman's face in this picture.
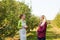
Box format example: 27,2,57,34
40,15,44,21
22,15,25,20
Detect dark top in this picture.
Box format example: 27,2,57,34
37,22,47,38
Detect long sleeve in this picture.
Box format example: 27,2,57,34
18,20,22,29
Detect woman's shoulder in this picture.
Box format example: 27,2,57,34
18,19,22,22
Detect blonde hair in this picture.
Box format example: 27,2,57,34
41,15,46,22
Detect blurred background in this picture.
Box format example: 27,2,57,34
0,0,60,40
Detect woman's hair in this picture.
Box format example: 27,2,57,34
42,15,45,19
40,15,46,22
19,14,24,19
41,15,46,19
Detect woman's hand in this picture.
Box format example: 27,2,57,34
24,25,28,29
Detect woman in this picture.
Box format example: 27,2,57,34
37,15,47,40
18,14,27,40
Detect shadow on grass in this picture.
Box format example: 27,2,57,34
27,31,60,40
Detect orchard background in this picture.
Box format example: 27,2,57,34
0,0,60,40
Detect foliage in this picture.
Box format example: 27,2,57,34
53,13,60,28
47,24,52,29
27,15,40,32
0,0,40,40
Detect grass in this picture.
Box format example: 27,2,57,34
27,30,60,40
5,24,60,40
27,25,60,40
5,30,60,40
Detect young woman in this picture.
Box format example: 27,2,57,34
37,15,47,40
18,14,27,40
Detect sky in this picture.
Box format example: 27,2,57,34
17,0,60,20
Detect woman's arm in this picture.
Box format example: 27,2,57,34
18,20,22,29
40,19,46,26
39,19,46,32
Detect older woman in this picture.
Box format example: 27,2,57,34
37,15,47,40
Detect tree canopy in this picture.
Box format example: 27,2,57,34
53,13,60,28
0,0,40,40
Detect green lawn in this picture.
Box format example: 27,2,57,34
4,25,60,40
27,31,60,40
27,25,60,40
4,30,60,40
